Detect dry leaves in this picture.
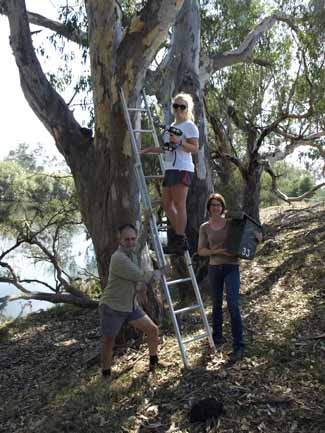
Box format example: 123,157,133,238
1,203,324,433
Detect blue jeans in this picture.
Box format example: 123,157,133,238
208,264,244,350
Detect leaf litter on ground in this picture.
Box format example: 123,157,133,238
0,202,324,433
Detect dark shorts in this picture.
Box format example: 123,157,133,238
99,303,145,337
163,170,194,187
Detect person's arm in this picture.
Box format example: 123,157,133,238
170,134,199,154
197,225,213,257
212,249,237,257
198,247,236,257
140,146,164,155
197,225,236,257
111,252,154,284
197,246,214,257
255,231,263,243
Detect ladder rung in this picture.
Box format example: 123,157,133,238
151,199,162,206
167,277,192,286
183,332,209,345
141,151,162,156
174,304,200,315
144,175,164,181
133,129,153,133
128,108,148,112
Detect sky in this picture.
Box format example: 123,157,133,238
0,0,86,161
0,2,53,159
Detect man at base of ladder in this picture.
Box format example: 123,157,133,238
99,223,166,380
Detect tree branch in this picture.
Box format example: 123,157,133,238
199,13,298,86
264,160,325,203
0,1,87,46
0,270,32,294
27,11,87,46
117,0,184,86
212,151,247,178
6,0,85,157
262,140,302,163
0,291,98,308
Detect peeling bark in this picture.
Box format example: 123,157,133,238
6,0,183,290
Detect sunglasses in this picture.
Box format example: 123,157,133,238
173,103,187,111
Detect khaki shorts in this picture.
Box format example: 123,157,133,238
99,303,145,337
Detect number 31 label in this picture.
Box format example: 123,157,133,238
241,247,251,257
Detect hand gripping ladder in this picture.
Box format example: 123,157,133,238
119,88,215,368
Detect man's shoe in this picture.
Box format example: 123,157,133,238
229,348,244,363
101,369,112,384
149,359,171,372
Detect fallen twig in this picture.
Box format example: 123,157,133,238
299,334,325,341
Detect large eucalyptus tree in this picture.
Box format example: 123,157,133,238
2,0,313,292
3,0,186,287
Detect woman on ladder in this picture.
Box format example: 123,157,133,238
140,93,199,254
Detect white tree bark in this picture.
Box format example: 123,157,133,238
5,0,184,287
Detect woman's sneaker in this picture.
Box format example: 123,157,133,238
173,234,189,254
229,348,244,363
164,234,188,255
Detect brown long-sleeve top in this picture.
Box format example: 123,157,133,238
198,221,239,266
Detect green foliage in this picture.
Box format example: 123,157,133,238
0,144,80,252
201,0,264,54
58,2,88,38
307,0,325,41
212,166,244,210
119,1,146,26
291,175,314,196
0,161,27,202
4,143,68,173
0,160,77,220
204,0,324,129
260,161,316,207
202,0,324,215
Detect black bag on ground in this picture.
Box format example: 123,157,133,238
189,398,224,423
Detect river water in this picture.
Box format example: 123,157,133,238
0,230,96,322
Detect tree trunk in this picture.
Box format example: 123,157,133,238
242,161,263,222
147,0,213,303
6,0,184,321
153,0,213,252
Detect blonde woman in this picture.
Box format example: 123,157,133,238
141,93,199,253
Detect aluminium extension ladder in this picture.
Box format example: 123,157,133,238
119,88,215,368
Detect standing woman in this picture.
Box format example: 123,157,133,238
197,193,244,362
141,93,199,253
